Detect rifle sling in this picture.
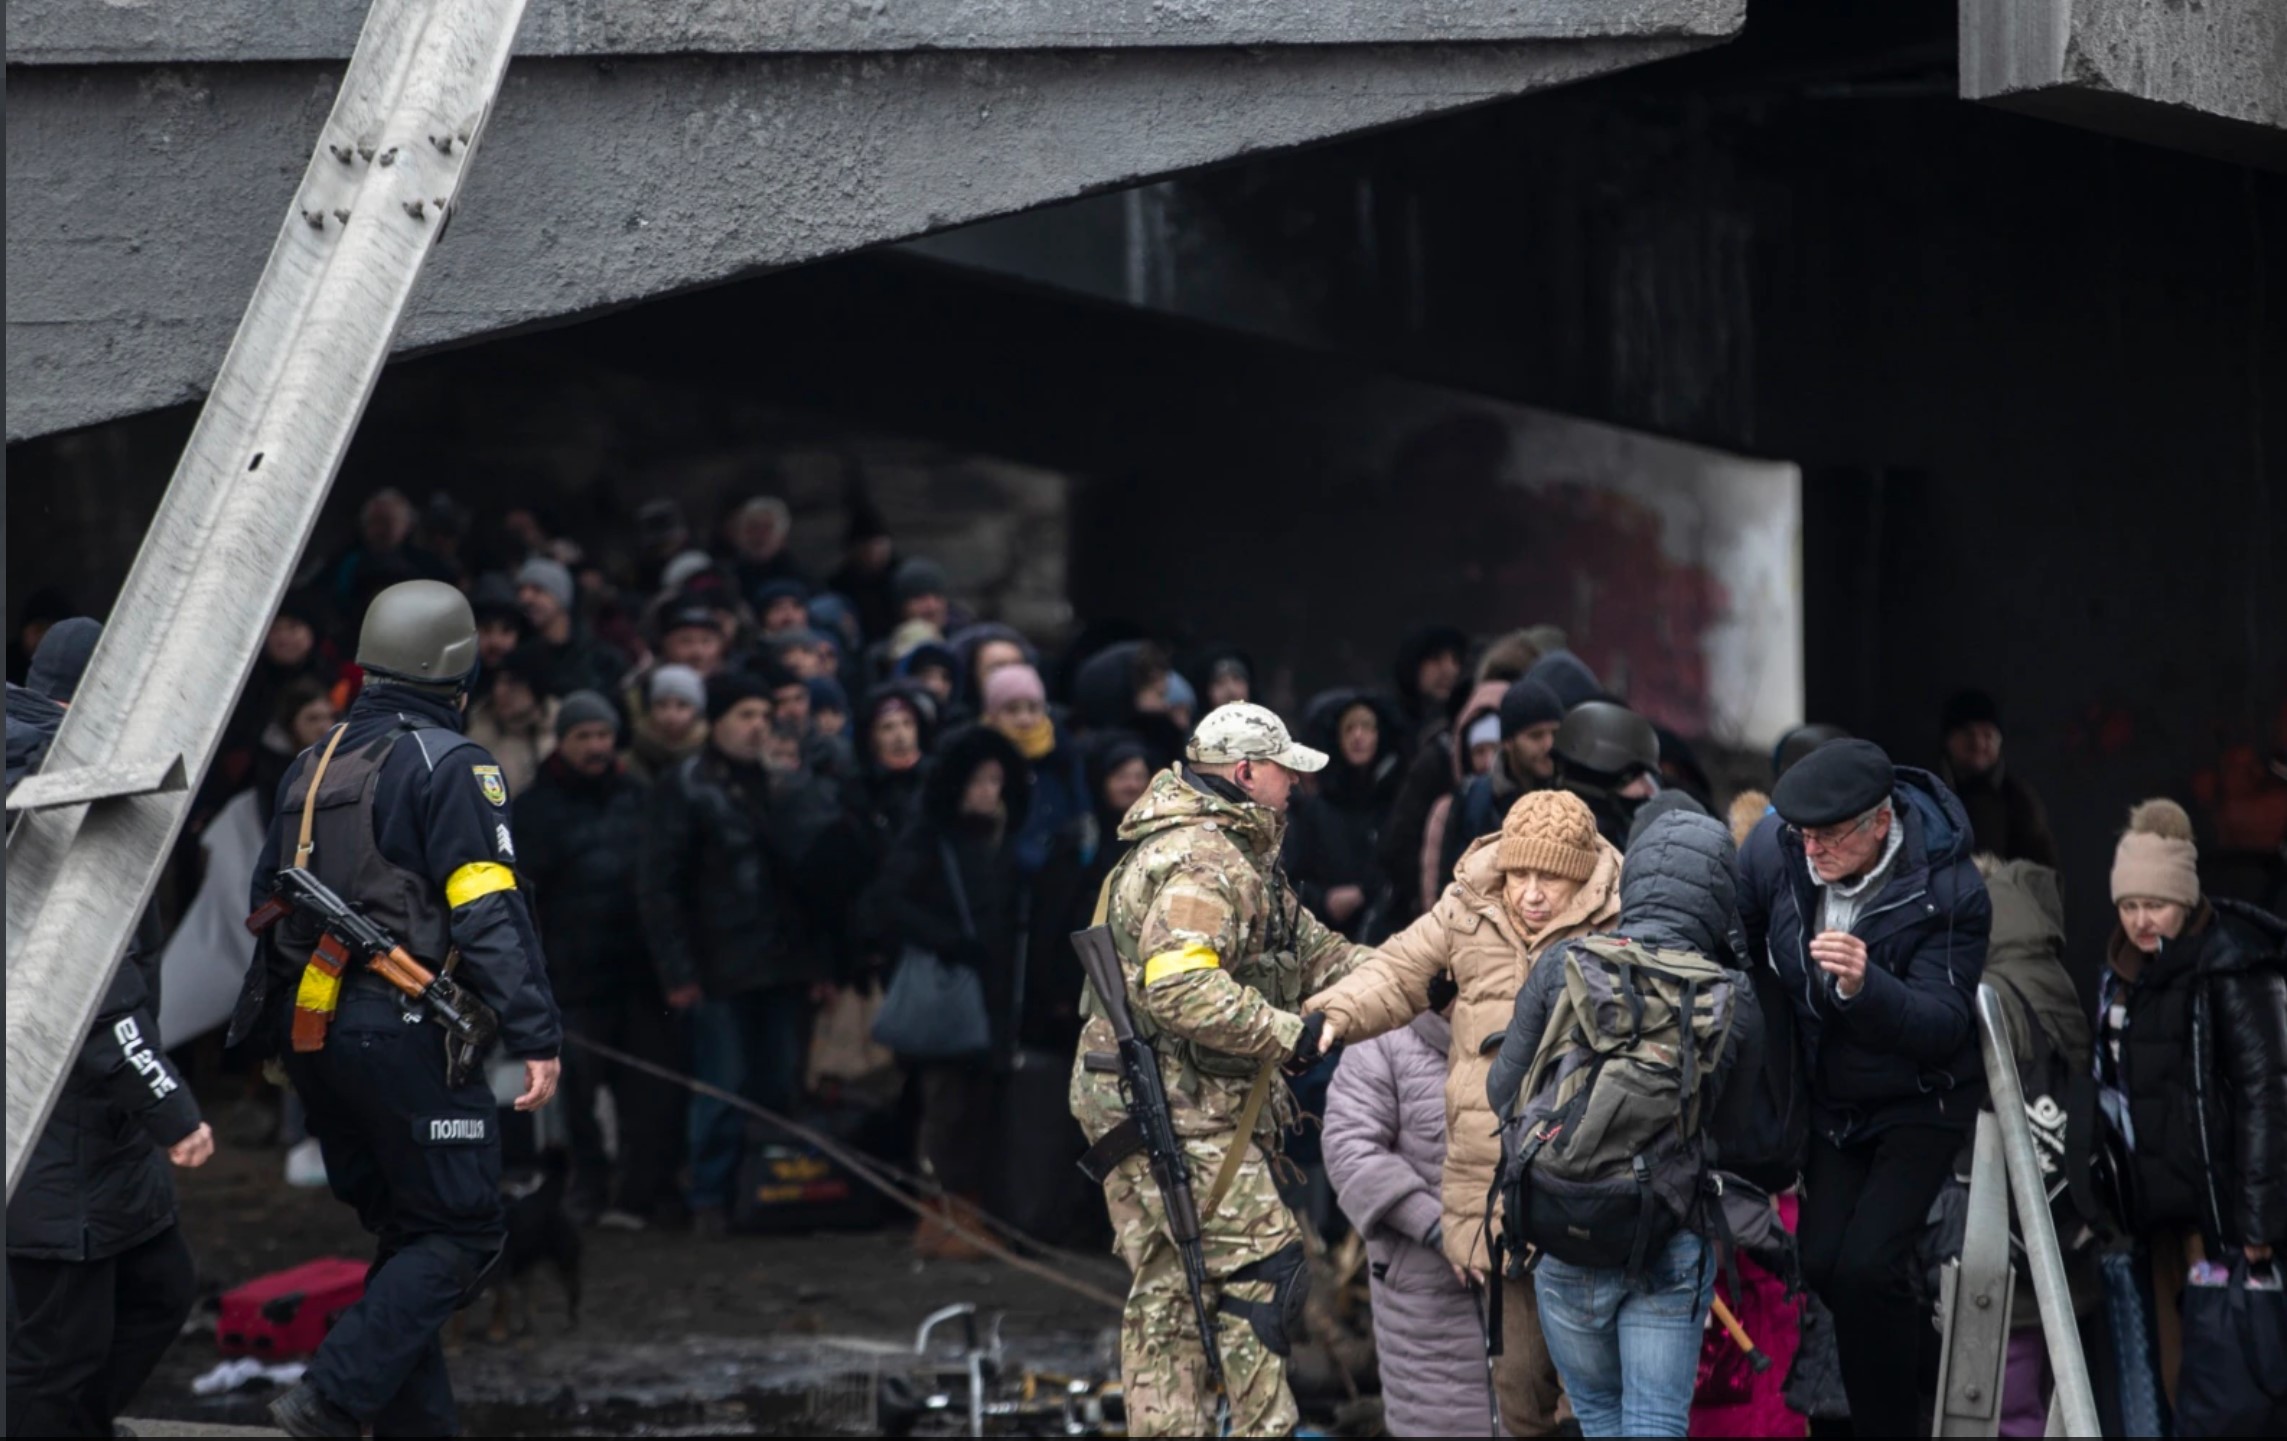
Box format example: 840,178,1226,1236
293,722,351,869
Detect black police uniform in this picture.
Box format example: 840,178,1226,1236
229,684,560,1436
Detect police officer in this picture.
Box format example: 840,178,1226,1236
229,581,562,1438
1069,702,1373,1436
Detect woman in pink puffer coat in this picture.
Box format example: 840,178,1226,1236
1324,984,1500,1437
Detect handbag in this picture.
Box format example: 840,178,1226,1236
806,979,895,1091
2177,1258,2287,1437
871,837,991,1061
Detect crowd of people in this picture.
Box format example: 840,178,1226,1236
18,478,2278,1439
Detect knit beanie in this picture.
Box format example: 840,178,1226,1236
516,557,575,613
706,670,772,723
1498,677,1566,739
892,556,949,605
1496,789,1601,880
555,689,619,741
982,663,1047,713
2109,799,2200,908
649,664,705,711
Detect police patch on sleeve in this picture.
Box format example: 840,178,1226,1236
472,764,507,808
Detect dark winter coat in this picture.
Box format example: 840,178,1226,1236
1283,694,1407,942
2097,900,2287,1249
638,742,842,998
1489,809,1763,1139
1023,734,1147,1055
1007,714,1090,878
7,697,202,1262
526,621,627,706
875,726,1034,1054
515,754,655,1009
1070,641,1185,768
1323,1011,1491,1438
1938,759,2060,870
1557,773,1640,854
1738,767,1991,1145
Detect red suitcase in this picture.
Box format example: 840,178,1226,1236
217,1257,368,1357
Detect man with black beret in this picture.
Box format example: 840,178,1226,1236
1737,738,1991,1434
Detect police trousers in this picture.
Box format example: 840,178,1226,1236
7,1224,196,1436
284,982,505,1437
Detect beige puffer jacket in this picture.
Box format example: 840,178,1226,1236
1306,829,1622,1270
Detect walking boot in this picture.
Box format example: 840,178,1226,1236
268,1382,361,1438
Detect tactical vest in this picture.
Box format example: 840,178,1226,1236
1087,841,1305,1086
268,723,464,982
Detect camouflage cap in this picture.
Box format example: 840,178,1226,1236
1185,701,1328,773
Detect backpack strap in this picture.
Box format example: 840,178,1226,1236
1626,1153,1658,1289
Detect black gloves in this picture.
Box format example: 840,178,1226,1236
1286,1011,1338,1075
1426,970,1460,1013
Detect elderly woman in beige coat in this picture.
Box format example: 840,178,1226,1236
1309,788,1620,1437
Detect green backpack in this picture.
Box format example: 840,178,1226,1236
1496,935,1738,1285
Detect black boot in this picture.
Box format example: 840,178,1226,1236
268,1382,362,1437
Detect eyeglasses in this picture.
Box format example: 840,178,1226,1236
1796,808,1882,851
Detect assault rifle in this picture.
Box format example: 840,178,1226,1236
249,866,499,1086
1071,925,1230,1434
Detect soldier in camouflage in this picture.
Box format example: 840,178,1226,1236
1069,702,1373,1436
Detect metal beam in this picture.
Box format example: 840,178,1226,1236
7,0,1744,64
5,0,528,1198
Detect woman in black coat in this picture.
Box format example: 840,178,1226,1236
875,724,1031,1259
1283,690,1407,943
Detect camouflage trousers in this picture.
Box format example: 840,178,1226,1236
1102,1130,1301,1438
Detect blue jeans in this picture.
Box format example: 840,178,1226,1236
685,986,810,1211
1532,1230,1714,1437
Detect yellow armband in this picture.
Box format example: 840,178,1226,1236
1142,944,1221,987
444,861,517,908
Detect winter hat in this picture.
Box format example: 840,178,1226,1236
888,619,945,663
845,497,890,546
516,557,575,613
807,675,850,718
1464,712,1502,752
555,689,620,741
1772,739,1895,828
660,549,716,593
470,572,523,627
706,669,772,723
1496,789,1602,881
1498,677,1566,739
1522,650,1604,713
2109,799,2200,908
892,556,949,606
1942,688,2003,736
1165,670,1197,716
752,577,812,613
650,664,705,712
27,617,102,703
635,498,686,545
659,600,719,639
982,663,1047,713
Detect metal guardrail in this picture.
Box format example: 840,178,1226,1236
1933,983,2103,1437
4,0,529,1197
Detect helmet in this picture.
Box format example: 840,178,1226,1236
357,580,478,686
1553,700,1659,783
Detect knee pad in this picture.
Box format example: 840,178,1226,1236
1218,1242,1310,1358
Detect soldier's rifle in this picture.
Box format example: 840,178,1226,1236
1071,924,1233,1435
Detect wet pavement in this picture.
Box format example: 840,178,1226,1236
127,1143,1129,1435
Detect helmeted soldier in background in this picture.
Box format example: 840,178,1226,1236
1069,702,1372,1436
1551,699,1663,851
229,580,562,1437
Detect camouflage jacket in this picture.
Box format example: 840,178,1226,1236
1069,765,1369,1144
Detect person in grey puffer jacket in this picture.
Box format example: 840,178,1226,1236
1487,809,1763,1438
1323,974,1497,1437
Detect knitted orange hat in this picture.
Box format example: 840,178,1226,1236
1495,789,1600,880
